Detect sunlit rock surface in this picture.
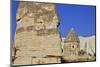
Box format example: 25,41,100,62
14,1,62,65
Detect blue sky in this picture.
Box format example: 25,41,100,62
56,4,96,37
11,1,96,41
11,1,19,41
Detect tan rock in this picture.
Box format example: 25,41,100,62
31,57,61,64
62,28,80,61
14,56,31,65
14,1,62,65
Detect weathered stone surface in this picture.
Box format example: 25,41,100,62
14,56,31,65
14,57,61,65
31,57,61,64
62,28,80,61
14,1,62,65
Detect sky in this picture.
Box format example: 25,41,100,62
11,1,96,42
56,4,96,37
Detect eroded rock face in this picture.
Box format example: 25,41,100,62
62,28,80,62
14,1,62,65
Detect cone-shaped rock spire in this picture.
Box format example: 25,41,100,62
65,28,80,43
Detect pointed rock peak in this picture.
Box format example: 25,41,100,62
69,27,75,34
65,28,80,43
70,27,74,31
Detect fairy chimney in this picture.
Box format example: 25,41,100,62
14,1,62,65
62,28,80,62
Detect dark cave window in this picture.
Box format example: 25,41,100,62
39,21,43,23
72,45,74,48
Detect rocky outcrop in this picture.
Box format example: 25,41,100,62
79,35,95,55
14,1,62,65
62,28,80,61
62,35,95,55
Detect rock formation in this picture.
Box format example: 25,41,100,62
62,28,80,62
62,34,96,62
79,35,95,55
14,1,62,65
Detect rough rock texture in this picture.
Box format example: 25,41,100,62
62,28,80,61
62,36,96,55
79,35,95,55
14,1,62,65
62,35,96,62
